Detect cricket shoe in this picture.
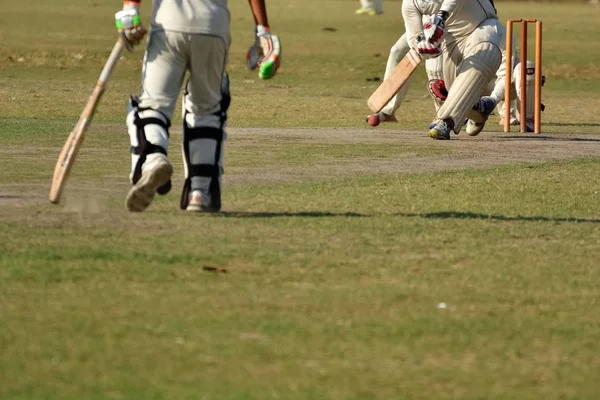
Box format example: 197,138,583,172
498,113,519,126
125,153,173,212
466,96,497,136
428,118,454,140
355,8,378,15
186,187,221,213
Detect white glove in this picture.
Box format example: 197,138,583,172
416,37,442,59
115,2,146,52
256,25,281,79
423,12,447,46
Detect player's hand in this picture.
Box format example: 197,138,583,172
256,25,281,79
416,37,442,59
423,11,447,46
115,1,146,52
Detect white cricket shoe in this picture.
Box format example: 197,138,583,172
125,153,173,212
498,113,519,126
428,119,454,140
186,189,221,213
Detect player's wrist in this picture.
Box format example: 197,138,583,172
257,25,270,36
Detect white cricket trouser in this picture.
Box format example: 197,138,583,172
138,29,229,122
437,19,505,131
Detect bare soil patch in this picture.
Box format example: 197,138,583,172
224,127,600,181
2,127,600,208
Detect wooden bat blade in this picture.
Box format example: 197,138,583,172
367,49,422,113
49,41,124,204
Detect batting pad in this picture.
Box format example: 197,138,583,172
515,60,537,120
438,42,502,132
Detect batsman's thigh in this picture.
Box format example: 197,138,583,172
139,30,188,119
463,19,505,57
186,35,230,118
441,40,461,89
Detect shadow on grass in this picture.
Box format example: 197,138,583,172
497,135,600,142
398,211,600,224
546,122,600,128
219,211,367,218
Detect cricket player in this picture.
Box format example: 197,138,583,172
465,58,542,135
369,28,538,137
115,0,281,213
356,0,384,15
403,0,505,140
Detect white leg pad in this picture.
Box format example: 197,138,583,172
437,42,502,132
514,60,537,120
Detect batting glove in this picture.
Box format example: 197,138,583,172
115,1,146,52
256,25,281,79
423,11,447,46
416,37,442,59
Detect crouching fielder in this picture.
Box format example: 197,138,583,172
403,0,504,140
465,57,542,135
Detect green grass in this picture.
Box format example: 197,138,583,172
1,1,600,399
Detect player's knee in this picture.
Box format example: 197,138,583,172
126,96,171,187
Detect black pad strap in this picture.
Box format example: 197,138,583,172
189,164,221,178
131,143,167,156
135,117,171,130
185,127,224,141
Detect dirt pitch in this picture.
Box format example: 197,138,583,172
2,127,600,209
225,127,600,181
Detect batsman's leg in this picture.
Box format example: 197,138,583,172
426,55,446,112
180,34,230,213
125,30,186,212
378,34,411,122
433,21,504,138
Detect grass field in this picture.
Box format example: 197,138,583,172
2,1,600,399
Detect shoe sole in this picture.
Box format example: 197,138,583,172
428,130,450,140
186,203,220,213
467,122,485,136
125,162,173,212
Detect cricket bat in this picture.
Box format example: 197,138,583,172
49,40,124,204
367,49,422,113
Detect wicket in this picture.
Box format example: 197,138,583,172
504,18,543,134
